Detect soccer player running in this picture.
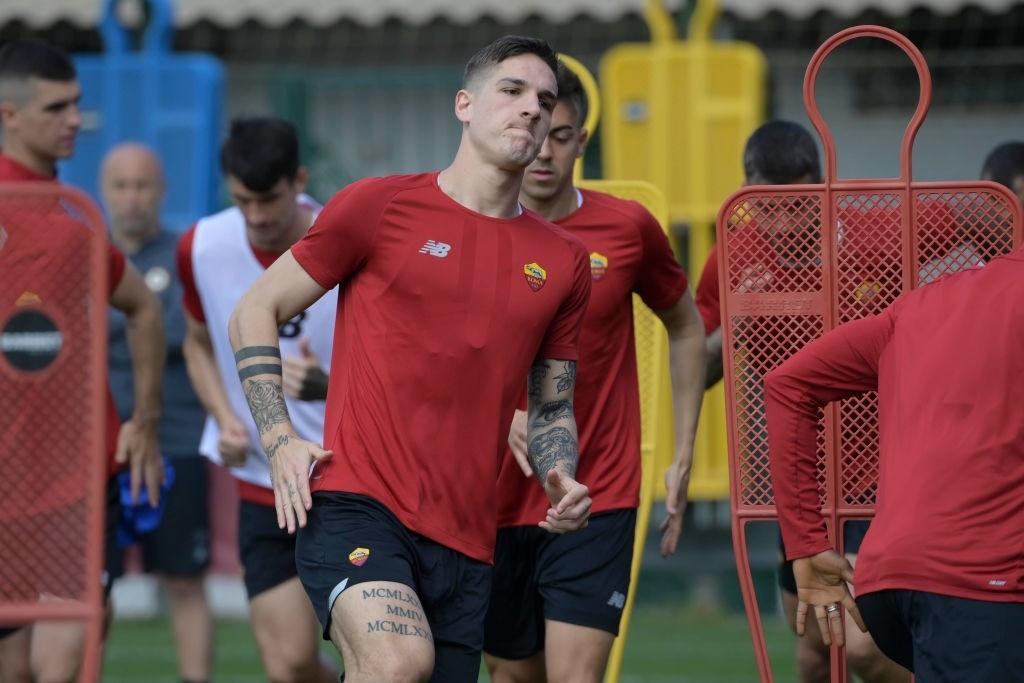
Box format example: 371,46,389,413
0,40,165,682
764,225,1024,682
694,122,909,682
102,143,213,683
229,36,593,682
483,62,706,683
178,117,338,683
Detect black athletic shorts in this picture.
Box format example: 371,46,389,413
238,499,299,598
296,492,491,683
0,479,122,640
778,519,870,595
857,589,1024,681
483,508,637,660
138,458,210,577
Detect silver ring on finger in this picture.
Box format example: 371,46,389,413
825,604,840,614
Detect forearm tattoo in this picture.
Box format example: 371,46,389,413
554,361,576,393
528,361,547,402
527,426,577,480
539,399,572,423
235,345,290,435
243,379,290,435
526,360,579,481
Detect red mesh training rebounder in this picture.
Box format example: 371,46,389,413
718,26,1023,682
0,184,109,683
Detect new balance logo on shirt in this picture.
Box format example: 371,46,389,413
607,591,626,609
419,240,452,258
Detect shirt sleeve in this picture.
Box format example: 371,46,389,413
633,206,688,311
289,179,386,290
764,306,896,560
176,225,205,322
538,237,592,362
694,247,721,334
107,243,126,296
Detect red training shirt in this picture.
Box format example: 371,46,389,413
765,247,1024,602
0,154,126,513
496,189,688,527
290,172,592,563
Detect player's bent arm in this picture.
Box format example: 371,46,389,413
110,261,165,428
110,261,166,502
765,312,892,559
653,290,706,501
526,357,591,533
229,252,332,532
526,358,580,481
182,312,240,427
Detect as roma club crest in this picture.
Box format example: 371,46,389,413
589,252,608,280
348,547,370,567
523,262,547,292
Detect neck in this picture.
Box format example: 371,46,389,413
521,182,579,222
2,140,57,178
247,203,314,253
112,223,160,255
437,145,524,219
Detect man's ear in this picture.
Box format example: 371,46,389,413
454,89,473,125
576,127,590,159
292,166,310,194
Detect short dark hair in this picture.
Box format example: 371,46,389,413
0,40,76,103
463,35,558,90
555,60,589,128
981,141,1024,192
743,120,822,185
220,117,300,193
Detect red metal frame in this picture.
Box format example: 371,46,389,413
718,26,1023,682
0,183,109,683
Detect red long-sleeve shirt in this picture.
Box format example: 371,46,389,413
765,247,1024,602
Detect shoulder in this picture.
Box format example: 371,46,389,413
579,189,659,234
336,172,434,204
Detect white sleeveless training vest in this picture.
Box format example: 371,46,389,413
192,195,337,489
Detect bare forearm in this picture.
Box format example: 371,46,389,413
125,294,165,422
182,332,240,426
668,317,706,468
526,360,580,481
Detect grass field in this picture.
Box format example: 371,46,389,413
103,601,798,682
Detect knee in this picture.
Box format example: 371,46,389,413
795,636,830,683
33,667,78,683
487,659,545,683
347,652,433,683
263,651,327,683
845,629,896,678
162,575,206,600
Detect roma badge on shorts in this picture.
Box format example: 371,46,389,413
348,547,370,567
524,262,547,291
589,252,608,280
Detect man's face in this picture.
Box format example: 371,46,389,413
521,99,587,203
226,174,303,243
748,172,818,264
982,171,1024,207
0,77,82,162
458,54,557,170
101,149,164,240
